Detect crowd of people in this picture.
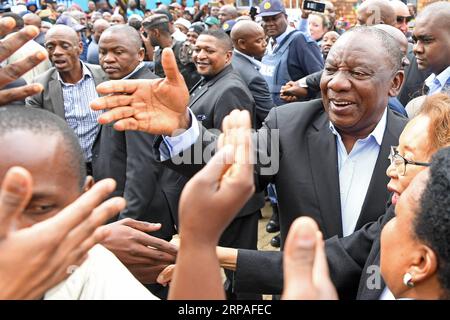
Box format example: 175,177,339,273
0,0,449,301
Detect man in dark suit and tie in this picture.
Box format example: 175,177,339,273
177,29,265,299
230,20,275,128
90,26,407,299
93,24,178,299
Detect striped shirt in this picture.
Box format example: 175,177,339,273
58,63,102,162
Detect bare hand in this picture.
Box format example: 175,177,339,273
169,110,255,300
178,110,255,244
0,167,125,299
157,264,175,286
280,81,308,102
100,218,178,284
90,48,190,136
0,17,47,106
282,217,338,300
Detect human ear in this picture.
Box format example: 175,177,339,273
138,47,145,62
408,245,438,286
83,176,95,193
225,50,233,64
388,70,405,97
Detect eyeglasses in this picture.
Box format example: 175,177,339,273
388,146,430,176
396,16,412,24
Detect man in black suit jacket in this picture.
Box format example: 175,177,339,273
230,20,275,128
90,27,407,298
92,25,178,298
174,29,265,299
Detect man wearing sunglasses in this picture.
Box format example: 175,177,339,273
390,0,412,36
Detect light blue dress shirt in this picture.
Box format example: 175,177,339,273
58,62,102,162
425,66,450,95
159,108,200,161
330,108,387,237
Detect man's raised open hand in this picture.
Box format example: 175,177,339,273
91,48,190,136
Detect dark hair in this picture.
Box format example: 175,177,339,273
414,146,450,299
343,26,403,71
200,29,233,51
2,12,24,30
0,107,86,189
128,18,142,31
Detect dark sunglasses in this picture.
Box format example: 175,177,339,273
396,16,412,24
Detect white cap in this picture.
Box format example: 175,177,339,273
174,18,191,30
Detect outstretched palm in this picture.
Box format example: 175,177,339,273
91,48,190,136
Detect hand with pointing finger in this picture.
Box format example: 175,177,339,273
91,48,190,136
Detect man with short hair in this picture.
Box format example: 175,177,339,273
258,0,323,106
154,8,186,42
26,25,108,176
390,0,412,36
111,13,125,25
96,24,177,298
22,13,45,46
90,26,408,298
413,1,450,96
142,14,199,90
0,106,157,300
230,20,274,128
87,18,110,64
218,4,238,26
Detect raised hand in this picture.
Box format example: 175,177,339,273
169,110,255,300
0,17,47,106
90,48,190,136
282,216,338,300
100,218,178,284
0,167,125,299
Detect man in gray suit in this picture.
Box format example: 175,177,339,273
230,20,275,128
26,25,108,176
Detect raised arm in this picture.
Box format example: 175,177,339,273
0,17,47,106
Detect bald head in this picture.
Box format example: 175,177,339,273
390,0,410,16
100,24,142,51
373,24,408,56
45,25,79,44
416,1,450,30
93,18,110,31
23,13,41,28
230,20,267,59
230,20,263,43
357,0,396,26
93,19,110,43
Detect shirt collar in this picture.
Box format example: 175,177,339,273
122,62,145,80
57,61,93,86
275,26,295,46
233,49,262,69
329,107,387,146
425,65,450,89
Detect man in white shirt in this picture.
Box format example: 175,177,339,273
412,1,450,95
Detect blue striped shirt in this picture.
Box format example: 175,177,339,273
58,63,102,162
